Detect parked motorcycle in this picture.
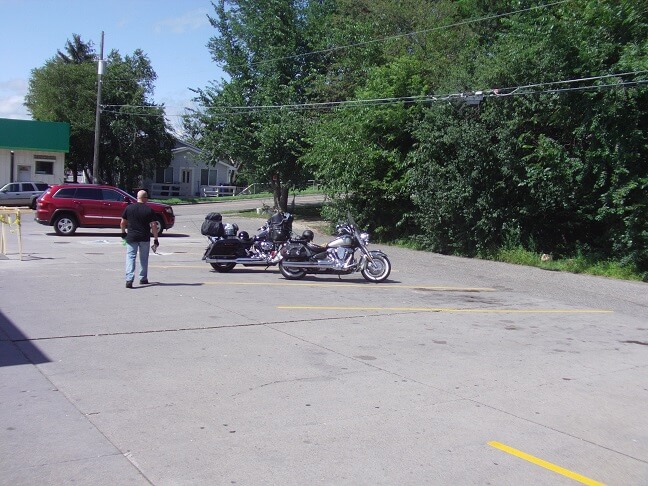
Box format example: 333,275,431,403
278,213,391,282
202,211,295,272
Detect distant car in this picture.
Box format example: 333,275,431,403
35,184,175,236
0,182,50,209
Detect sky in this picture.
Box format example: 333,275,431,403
0,0,225,131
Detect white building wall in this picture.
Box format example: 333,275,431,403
171,150,203,196
0,149,65,186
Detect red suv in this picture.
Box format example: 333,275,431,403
35,184,175,236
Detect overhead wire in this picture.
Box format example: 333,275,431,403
99,70,648,118
98,1,647,119
101,0,578,118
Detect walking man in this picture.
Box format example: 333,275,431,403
120,190,159,288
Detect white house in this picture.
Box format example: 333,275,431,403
146,140,238,198
0,118,69,187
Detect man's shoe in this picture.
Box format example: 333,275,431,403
139,278,149,285
126,281,133,288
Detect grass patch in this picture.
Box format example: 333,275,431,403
152,192,274,206
389,238,645,282
493,246,644,281
152,187,322,206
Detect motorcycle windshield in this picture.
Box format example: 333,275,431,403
347,211,357,229
346,212,365,246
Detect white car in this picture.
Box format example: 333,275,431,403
0,182,50,209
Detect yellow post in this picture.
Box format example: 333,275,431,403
0,207,22,260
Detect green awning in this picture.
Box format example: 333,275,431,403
0,118,70,152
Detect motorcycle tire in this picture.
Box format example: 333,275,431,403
210,262,236,273
361,253,391,282
279,260,307,280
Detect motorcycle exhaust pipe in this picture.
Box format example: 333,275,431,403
205,257,271,265
280,260,337,269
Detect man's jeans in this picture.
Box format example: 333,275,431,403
125,241,150,282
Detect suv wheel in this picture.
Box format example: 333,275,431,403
53,214,78,235
153,218,164,236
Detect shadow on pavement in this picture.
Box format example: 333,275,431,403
0,311,51,367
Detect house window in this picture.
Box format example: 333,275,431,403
34,154,55,175
181,169,191,184
201,168,218,186
155,167,174,183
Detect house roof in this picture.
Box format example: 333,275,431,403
173,139,202,153
0,118,70,152
172,139,237,169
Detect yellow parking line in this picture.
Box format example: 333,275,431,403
277,306,612,313
488,441,606,485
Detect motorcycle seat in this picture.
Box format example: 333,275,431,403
307,243,327,253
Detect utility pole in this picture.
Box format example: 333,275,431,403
92,31,105,184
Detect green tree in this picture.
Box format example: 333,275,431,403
25,35,174,189
188,0,647,274
187,0,329,210
100,49,174,190
302,0,476,234
57,33,95,64
26,36,96,182
409,0,648,271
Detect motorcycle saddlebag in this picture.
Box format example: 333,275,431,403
207,238,246,258
282,242,308,259
269,213,293,241
201,213,224,236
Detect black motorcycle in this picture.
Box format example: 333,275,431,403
278,213,391,282
202,212,294,272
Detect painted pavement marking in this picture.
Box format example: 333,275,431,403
488,441,606,485
277,305,612,314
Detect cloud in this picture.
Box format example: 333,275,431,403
0,79,28,92
154,8,210,35
0,79,30,119
0,95,29,119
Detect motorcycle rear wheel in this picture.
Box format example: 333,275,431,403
279,261,307,280
210,262,236,272
361,253,391,282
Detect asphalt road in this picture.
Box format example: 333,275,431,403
1,198,646,485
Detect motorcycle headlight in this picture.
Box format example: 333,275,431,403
360,232,370,244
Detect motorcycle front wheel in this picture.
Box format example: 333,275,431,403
279,260,307,280
210,262,236,272
361,253,391,282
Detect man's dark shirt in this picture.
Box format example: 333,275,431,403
122,203,156,242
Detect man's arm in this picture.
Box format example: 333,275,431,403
150,221,159,239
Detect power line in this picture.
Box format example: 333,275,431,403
100,70,648,118
100,0,608,119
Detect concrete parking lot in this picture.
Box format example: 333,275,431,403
1,200,647,485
